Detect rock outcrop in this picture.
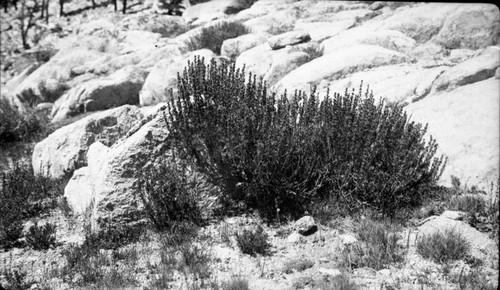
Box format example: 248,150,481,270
272,44,407,95
64,108,171,228
51,66,148,122
33,105,144,179
221,32,269,58
405,78,499,188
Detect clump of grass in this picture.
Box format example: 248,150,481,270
451,267,498,290
443,178,499,239
178,242,213,281
151,224,215,289
416,228,470,264
137,161,204,232
313,272,359,290
25,222,57,250
235,225,271,256
283,258,314,274
222,276,250,290
84,223,144,250
0,267,36,290
59,232,139,288
218,222,232,246
340,218,405,270
184,21,249,54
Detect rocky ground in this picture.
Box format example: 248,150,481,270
1,0,499,289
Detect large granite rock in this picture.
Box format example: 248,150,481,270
65,110,171,227
221,32,270,58
51,66,148,122
379,3,462,43
405,78,499,189
272,44,407,96
434,4,500,50
268,30,310,50
322,65,446,104
33,105,144,179
432,46,500,92
322,29,416,55
235,42,318,87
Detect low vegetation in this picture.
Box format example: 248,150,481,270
25,222,57,250
341,219,405,270
416,228,471,264
313,273,359,290
0,98,48,146
0,267,36,290
0,163,67,250
222,276,250,290
283,258,314,274
235,225,271,256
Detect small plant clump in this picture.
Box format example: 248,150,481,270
0,267,36,290
235,225,271,256
184,21,250,54
341,218,405,270
283,258,315,274
166,56,445,221
222,276,250,290
0,98,47,145
59,228,139,288
138,161,204,232
25,222,57,250
416,228,471,264
1,163,67,250
313,272,359,290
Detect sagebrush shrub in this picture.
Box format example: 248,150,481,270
25,222,57,250
166,57,446,220
416,228,470,263
184,21,249,54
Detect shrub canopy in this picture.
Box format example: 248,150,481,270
165,57,446,220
